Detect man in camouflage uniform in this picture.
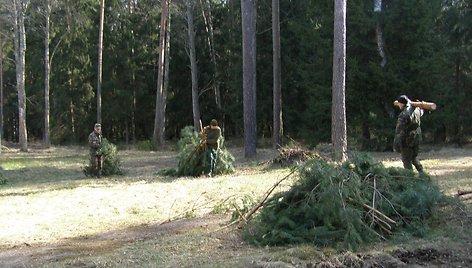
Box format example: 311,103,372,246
394,95,424,174
203,119,221,177
88,123,103,177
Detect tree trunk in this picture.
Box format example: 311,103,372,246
241,0,257,158
272,0,282,149
43,0,50,148
128,1,136,144
152,0,169,146
162,13,171,142
199,0,222,112
332,0,347,162
0,35,3,154
96,0,105,124
186,0,201,132
14,0,28,152
374,0,387,67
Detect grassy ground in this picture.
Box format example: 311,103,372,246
0,144,471,267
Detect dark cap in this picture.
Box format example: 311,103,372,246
94,123,101,128
397,95,410,105
210,119,218,126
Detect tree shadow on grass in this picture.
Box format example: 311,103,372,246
0,215,229,268
0,165,119,197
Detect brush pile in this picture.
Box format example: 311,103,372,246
272,146,319,166
244,152,445,250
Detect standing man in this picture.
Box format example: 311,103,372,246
393,95,424,174
203,119,221,177
89,123,103,177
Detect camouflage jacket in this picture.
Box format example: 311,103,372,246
204,126,221,149
88,131,102,155
394,104,423,152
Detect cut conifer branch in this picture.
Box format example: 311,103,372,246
242,169,296,223
363,203,397,225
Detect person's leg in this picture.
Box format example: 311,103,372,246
97,155,103,178
411,144,424,173
211,149,218,175
401,147,413,170
207,148,217,176
206,149,214,176
90,153,97,175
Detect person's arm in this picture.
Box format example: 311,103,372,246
89,134,100,149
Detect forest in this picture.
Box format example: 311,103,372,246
0,0,471,151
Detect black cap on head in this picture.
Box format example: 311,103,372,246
210,119,218,126
397,95,410,105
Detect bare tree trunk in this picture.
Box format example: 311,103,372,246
162,13,171,142
185,0,201,132
152,0,169,146
0,35,3,154
272,0,282,149
374,0,387,67
43,0,50,148
96,0,105,124
241,0,257,158
13,0,28,152
70,99,76,139
199,0,222,111
128,1,136,144
332,0,347,162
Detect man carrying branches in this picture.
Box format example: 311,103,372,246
88,123,104,177
202,119,221,177
393,95,424,174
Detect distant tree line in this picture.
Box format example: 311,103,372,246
0,0,470,150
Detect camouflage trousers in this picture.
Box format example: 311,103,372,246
401,144,423,173
90,153,104,177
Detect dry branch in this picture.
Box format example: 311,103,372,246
240,169,297,225
363,203,397,225
462,196,472,201
457,190,472,196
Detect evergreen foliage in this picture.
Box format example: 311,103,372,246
83,139,124,177
243,152,444,250
159,126,235,177
1,1,471,147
